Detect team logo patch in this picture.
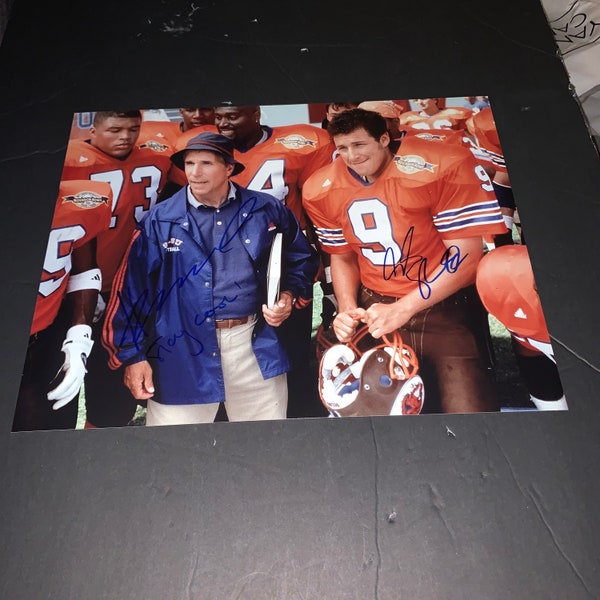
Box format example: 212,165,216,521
139,140,170,152
275,134,316,150
394,155,437,174
162,237,183,252
62,191,109,209
415,133,446,142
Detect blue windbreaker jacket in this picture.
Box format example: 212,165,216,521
103,184,319,405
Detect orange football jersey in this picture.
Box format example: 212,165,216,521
403,127,497,171
32,180,112,335
172,124,220,152
169,124,335,228
400,106,473,132
230,124,336,228
61,140,171,292
466,107,507,173
137,120,180,154
303,136,506,298
476,245,554,359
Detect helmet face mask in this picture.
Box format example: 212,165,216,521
318,324,425,417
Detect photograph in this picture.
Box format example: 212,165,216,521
13,97,568,432
4,1,600,598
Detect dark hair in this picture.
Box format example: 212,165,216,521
326,101,361,111
327,108,388,140
93,110,142,126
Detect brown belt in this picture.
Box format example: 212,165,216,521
360,285,401,304
360,285,477,308
215,316,253,329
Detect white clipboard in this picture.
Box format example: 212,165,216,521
266,232,283,308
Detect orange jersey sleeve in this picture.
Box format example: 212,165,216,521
61,140,171,292
400,106,473,132
31,180,112,334
467,107,506,173
303,137,505,298
136,120,180,155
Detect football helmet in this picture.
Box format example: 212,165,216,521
318,324,424,417
315,323,341,362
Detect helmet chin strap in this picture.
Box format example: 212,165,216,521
381,330,417,382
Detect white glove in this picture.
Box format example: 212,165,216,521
93,293,106,323
47,324,94,410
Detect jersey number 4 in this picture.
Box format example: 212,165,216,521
245,159,290,203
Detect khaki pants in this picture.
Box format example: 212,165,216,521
146,318,287,426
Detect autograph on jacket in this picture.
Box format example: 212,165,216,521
115,198,257,359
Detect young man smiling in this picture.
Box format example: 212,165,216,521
303,108,507,413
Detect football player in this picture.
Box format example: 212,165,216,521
476,245,567,410
320,101,362,129
463,96,490,111
138,107,217,153
400,98,473,132
357,100,404,147
206,104,337,418
103,132,319,426
467,106,518,246
303,108,507,413
61,110,172,428
13,180,112,431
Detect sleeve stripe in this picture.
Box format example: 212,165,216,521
434,200,501,222
102,229,142,370
483,148,506,169
435,213,506,232
315,226,347,247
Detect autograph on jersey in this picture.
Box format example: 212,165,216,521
382,226,467,299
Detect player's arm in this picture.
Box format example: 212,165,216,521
330,251,366,343
67,238,101,327
363,236,484,338
46,238,102,409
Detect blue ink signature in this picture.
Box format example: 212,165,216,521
115,197,257,358
146,293,239,362
382,226,466,299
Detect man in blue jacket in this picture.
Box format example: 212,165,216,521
103,132,319,425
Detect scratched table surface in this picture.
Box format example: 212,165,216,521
1,1,600,599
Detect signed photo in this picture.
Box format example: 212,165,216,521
12,98,568,432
